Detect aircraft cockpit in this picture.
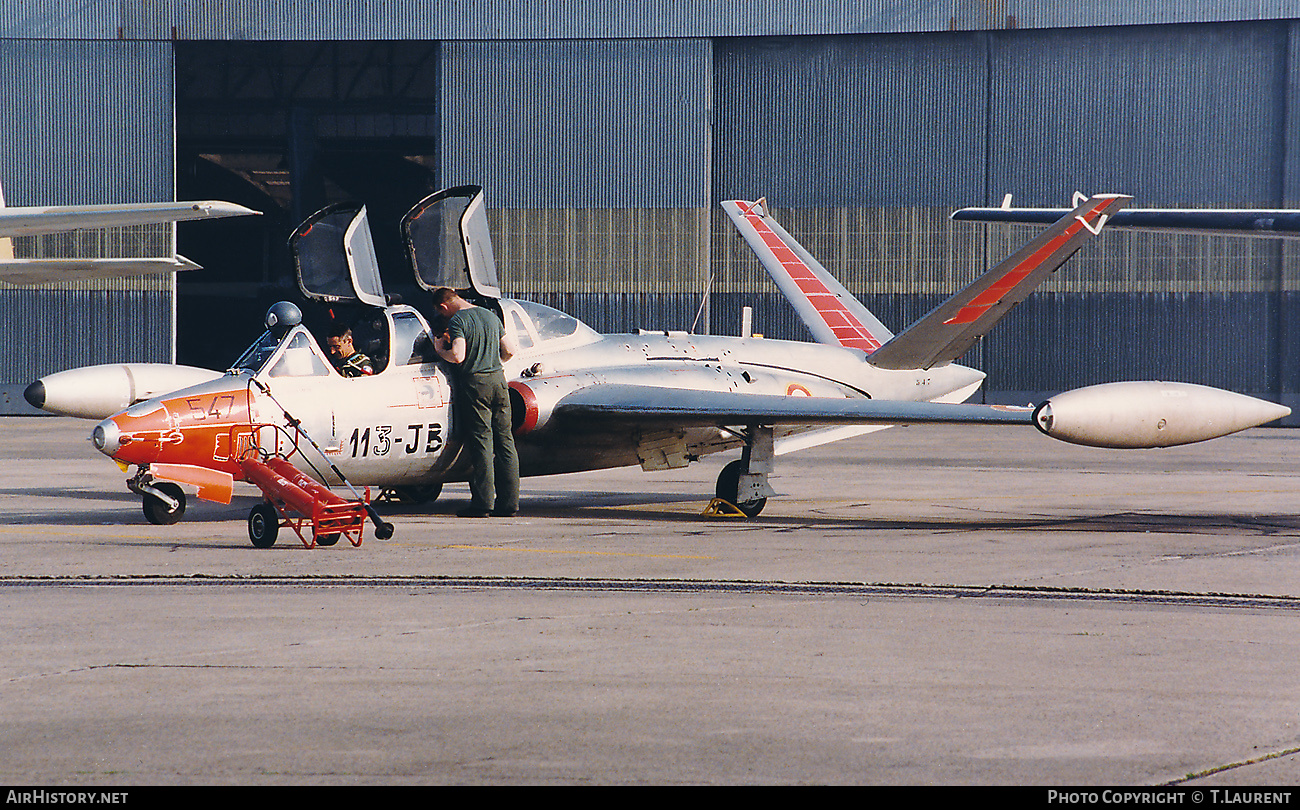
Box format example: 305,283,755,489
229,320,333,380
273,185,516,378
500,299,600,354
389,307,436,366
228,300,330,377
265,330,334,378
228,329,283,374
324,305,436,376
230,303,436,381
332,310,390,373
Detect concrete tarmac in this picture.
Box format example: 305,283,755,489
2,416,1300,786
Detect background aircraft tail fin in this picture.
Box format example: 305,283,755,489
953,199,1300,239
723,199,893,353
866,193,1131,370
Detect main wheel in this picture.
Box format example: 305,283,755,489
248,502,280,549
715,459,767,518
393,483,443,504
315,533,341,547
142,482,186,525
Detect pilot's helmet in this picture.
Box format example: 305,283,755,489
265,301,303,335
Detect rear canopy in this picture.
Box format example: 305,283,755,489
401,185,501,300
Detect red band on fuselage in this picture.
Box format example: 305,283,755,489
509,381,540,435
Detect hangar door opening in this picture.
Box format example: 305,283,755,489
173,41,441,372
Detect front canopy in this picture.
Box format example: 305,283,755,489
289,203,386,308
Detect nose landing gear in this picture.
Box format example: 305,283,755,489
141,482,186,525
127,468,188,526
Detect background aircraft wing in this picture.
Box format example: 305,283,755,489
551,383,1035,429
722,199,894,353
866,193,1131,371
0,199,258,286
0,201,258,237
952,203,1300,239
0,256,201,285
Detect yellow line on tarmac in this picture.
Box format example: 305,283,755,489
0,526,161,540
445,544,716,560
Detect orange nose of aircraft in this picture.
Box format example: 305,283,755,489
92,401,174,465
90,382,253,472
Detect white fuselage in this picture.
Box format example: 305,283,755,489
497,325,985,477
239,299,986,486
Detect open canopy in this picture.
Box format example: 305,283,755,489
401,185,501,299
289,203,386,308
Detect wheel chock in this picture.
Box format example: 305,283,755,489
702,498,747,518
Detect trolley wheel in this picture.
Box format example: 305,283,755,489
715,460,767,518
142,482,186,525
315,533,341,547
248,502,280,549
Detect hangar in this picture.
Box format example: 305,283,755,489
2,2,1298,419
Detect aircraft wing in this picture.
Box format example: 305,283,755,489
952,203,1300,239
0,201,259,237
0,200,259,286
551,383,1034,428
0,256,202,286
722,199,894,353
866,193,1131,371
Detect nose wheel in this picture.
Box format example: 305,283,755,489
141,482,187,525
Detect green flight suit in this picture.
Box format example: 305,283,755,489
447,306,519,514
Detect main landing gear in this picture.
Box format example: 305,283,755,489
378,483,443,505
715,460,767,518
712,426,776,518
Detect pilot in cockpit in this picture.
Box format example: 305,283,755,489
325,322,375,378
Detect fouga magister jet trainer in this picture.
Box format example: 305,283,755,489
24,186,1293,547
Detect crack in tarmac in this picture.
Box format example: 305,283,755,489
3,574,1300,611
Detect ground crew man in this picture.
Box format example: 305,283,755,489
432,287,520,517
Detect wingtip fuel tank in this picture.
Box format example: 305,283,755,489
1033,381,1290,448
24,363,224,420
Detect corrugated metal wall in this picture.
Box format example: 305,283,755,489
4,8,1300,417
714,34,990,208
708,21,1300,413
441,39,711,209
982,22,1295,402
0,39,175,413
442,39,714,330
6,1,1298,40
989,24,1290,205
